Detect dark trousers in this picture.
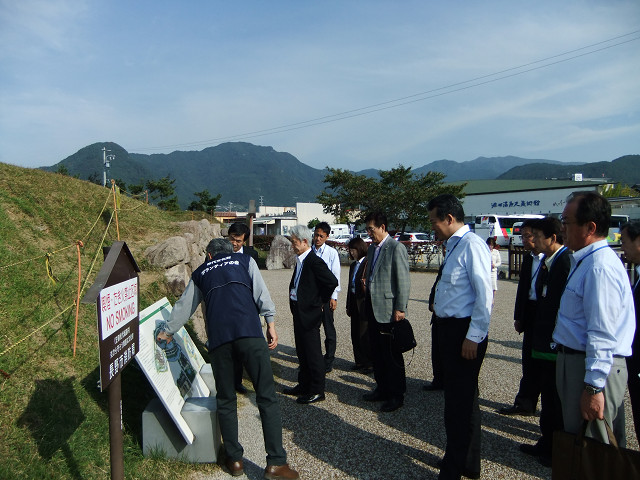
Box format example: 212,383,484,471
365,294,406,399
627,355,640,444
349,304,371,367
431,315,444,385
210,337,286,465
322,301,337,366
292,305,325,395
436,316,487,480
533,358,563,453
514,302,540,412
233,356,244,387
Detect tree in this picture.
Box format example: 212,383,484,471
87,172,101,185
113,179,127,192
317,165,465,232
147,175,180,211
603,183,640,198
307,218,321,229
55,164,69,175
128,182,145,195
187,189,222,212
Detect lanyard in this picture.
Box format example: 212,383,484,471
441,230,470,270
293,260,303,289
565,245,608,285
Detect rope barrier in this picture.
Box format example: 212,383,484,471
0,303,75,358
72,240,84,357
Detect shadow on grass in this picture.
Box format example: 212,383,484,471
17,377,86,480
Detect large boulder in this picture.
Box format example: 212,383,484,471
266,235,296,270
177,219,221,253
164,264,190,296
145,236,189,269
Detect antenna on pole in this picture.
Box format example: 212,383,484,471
102,146,115,187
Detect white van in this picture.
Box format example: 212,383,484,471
328,224,351,239
475,214,544,246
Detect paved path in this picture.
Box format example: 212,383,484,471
195,267,638,480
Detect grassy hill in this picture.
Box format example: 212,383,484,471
0,162,220,479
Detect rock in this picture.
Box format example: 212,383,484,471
266,235,296,270
145,236,189,269
164,264,190,296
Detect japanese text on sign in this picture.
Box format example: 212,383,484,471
99,277,138,340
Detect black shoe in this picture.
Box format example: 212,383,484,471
436,459,479,479
380,396,403,412
282,385,304,396
422,381,444,391
362,390,387,402
498,404,535,416
296,393,325,404
235,384,248,394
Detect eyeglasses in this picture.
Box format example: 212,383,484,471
522,233,534,239
365,226,378,233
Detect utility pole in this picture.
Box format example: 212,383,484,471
102,147,115,187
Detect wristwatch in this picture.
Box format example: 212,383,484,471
584,383,604,395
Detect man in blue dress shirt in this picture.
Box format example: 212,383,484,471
553,191,635,445
428,194,492,480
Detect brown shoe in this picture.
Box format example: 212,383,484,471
225,458,244,477
263,463,300,480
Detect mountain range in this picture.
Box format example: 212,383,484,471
42,142,638,209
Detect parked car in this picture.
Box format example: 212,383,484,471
394,232,431,242
331,234,352,243
511,222,524,246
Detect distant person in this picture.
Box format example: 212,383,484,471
156,239,299,480
486,237,501,300
620,220,640,444
553,192,634,445
346,237,371,372
283,225,338,404
428,194,492,480
519,217,570,467
228,222,259,394
312,222,342,373
498,220,542,416
362,212,410,412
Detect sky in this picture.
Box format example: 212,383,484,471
1,1,639,172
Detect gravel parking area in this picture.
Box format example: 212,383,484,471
196,266,638,480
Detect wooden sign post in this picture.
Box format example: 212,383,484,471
82,241,140,480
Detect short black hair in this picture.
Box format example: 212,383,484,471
621,220,640,241
427,194,464,222
228,222,251,240
567,191,610,237
206,238,233,257
520,219,538,230
531,217,563,245
347,237,368,259
364,212,388,230
315,222,331,236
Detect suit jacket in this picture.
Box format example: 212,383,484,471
365,236,410,323
346,258,368,318
242,246,259,263
514,253,534,324
630,279,640,368
289,250,339,330
532,247,571,354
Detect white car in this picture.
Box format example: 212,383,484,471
394,232,431,242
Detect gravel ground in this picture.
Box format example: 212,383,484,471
195,266,638,480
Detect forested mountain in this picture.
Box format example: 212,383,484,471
498,155,640,183
42,142,637,209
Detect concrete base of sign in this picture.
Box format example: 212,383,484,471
142,397,221,463
199,363,217,396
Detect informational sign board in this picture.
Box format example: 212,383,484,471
136,298,210,445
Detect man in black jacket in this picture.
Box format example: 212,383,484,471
498,219,542,416
519,217,571,466
282,225,338,404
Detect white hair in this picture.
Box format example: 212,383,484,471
289,225,312,244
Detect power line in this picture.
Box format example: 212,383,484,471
132,30,640,152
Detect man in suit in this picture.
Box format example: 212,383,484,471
519,217,571,466
346,237,371,371
620,220,640,444
498,219,542,416
361,211,411,412
229,222,259,393
283,225,338,404
312,222,341,373
429,194,492,480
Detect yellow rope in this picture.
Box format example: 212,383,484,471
0,303,75,358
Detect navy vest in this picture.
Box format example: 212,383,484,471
192,253,263,351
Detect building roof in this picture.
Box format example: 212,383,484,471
450,179,609,195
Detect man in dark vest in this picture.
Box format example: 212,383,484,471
157,238,299,480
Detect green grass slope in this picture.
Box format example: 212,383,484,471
0,163,218,479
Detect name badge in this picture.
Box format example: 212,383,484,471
290,288,297,301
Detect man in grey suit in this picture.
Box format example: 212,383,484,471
362,211,411,412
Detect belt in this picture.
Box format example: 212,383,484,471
557,344,624,358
